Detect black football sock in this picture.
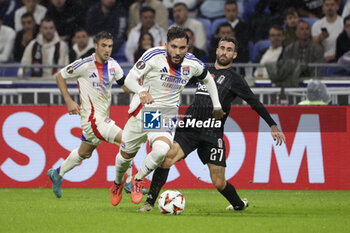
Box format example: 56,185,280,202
146,167,170,206
218,182,244,210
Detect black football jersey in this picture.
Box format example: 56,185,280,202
182,64,276,138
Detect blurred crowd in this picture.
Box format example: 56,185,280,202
1,0,350,79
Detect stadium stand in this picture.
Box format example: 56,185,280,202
210,18,227,39
251,39,271,62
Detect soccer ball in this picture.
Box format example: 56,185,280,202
158,190,185,215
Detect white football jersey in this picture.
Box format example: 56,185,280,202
60,54,124,118
128,46,207,109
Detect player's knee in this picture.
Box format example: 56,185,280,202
78,151,92,159
151,140,170,164
120,150,136,159
212,177,226,191
160,156,173,168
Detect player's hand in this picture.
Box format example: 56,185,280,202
212,109,226,120
271,125,286,146
139,91,154,105
67,100,80,115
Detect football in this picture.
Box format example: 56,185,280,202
158,190,185,215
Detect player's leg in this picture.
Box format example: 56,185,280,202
47,141,96,198
134,136,171,180
207,163,247,210
208,163,249,210
137,142,185,212
137,130,198,212
110,116,147,206
130,136,171,204
202,139,248,211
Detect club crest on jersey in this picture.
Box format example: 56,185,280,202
109,68,116,76
182,66,190,75
216,75,225,84
218,138,223,148
136,61,146,70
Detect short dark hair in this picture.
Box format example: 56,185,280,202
167,26,189,43
173,2,188,10
183,28,194,37
140,6,155,16
225,0,237,7
94,31,113,43
218,37,239,52
40,16,55,26
297,19,310,28
283,7,298,19
269,24,284,32
74,27,88,35
216,22,234,34
344,15,350,24
21,12,35,20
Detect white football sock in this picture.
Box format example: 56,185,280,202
126,165,133,183
134,140,170,180
115,151,133,184
59,148,84,177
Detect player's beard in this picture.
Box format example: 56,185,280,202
217,55,233,66
167,52,185,67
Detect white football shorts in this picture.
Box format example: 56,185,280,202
80,115,122,146
120,111,175,154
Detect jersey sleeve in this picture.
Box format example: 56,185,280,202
231,74,277,127
187,53,206,80
60,59,84,79
127,49,154,80
112,61,126,86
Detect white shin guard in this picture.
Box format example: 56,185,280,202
134,140,170,180
115,151,133,184
59,148,84,177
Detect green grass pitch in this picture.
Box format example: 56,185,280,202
0,188,349,233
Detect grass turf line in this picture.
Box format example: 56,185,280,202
0,188,349,233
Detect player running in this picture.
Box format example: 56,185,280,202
109,26,224,206
137,37,286,212
47,31,129,198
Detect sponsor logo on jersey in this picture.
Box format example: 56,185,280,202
66,66,74,74
182,66,190,75
143,110,161,129
160,67,168,73
160,75,187,84
89,73,97,78
109,68,116,76
218,138,223,148
216,75,225,84
197,83,208,92
136,61,146,70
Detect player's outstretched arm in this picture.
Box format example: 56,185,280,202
56,72,80,115
271,125,286,146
